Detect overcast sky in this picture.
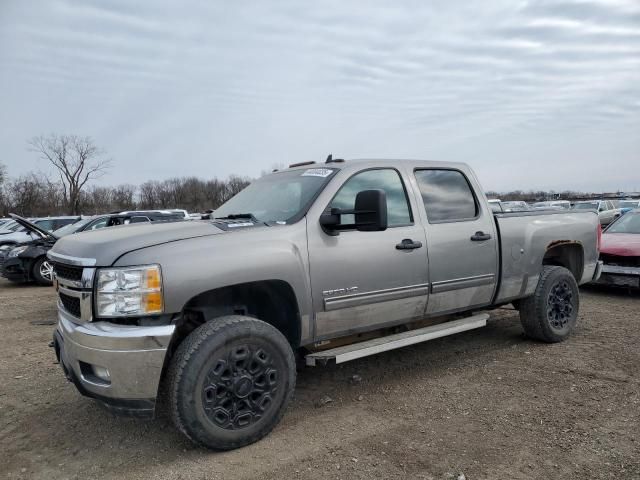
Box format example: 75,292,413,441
0,0,639,192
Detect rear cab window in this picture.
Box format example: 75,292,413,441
413,169,478,223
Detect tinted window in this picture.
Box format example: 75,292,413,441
128,216,151,224
330,169,411,227
573,202,597,210
34,219,55,231
86,218,108,230
414,169,478,222
607,212,640,234
54,218,78,229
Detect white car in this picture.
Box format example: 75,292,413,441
572,200,622,226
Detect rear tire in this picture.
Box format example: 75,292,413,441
32,257,54,286
519,266,579,343
167,315,296,450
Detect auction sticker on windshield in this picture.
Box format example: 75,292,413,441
302,168,333,178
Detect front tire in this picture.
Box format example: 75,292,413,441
167,315,296,450
32,256,54,286
519,266,580,343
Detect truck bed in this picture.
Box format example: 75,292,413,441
493,209,600,304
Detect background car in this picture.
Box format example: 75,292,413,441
0,216,79,247
487,199,502,213
594,209,640,288
500,201,530,212
617,199,640,215
531,200,571,210
0,217,59,285
28,216,80,232
0,212,185,285
572,200,621,226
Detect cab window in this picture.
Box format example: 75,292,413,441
414,169,478,222
329,169,412,227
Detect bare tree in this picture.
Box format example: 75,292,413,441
0,163,7,215
5,173,64,216
28,134,112,214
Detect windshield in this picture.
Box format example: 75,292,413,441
53,218,93,237
573,202,598,210
0,220,16,231
607,213,640,234
34,219,57,231
9,222,25,232
213,168,337,223
619,200,639,209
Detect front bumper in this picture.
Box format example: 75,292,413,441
594,264,640,288
53,308,175,417
0,257,28,282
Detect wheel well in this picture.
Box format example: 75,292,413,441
542,242,584,281
172,280,301,351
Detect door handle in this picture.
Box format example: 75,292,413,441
470,231,491,241
396,239,423,250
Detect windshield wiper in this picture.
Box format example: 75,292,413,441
214,213,259,222
213,213,271,226
214,213,256,220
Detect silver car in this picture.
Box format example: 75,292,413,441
572,200,622,226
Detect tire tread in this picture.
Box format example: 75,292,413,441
519,265,579,343
166,315,295,450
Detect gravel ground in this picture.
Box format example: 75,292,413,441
1,279,638,480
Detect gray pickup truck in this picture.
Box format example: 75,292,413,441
49,159,602,450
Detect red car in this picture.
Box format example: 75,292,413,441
596,209,640,288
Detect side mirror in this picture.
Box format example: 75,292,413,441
354,189,388,231
320,189,388,234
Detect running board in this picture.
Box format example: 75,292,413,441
305,313,489,366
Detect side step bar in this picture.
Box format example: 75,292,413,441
305,313,489,366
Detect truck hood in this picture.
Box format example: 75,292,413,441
600,233,640,256
49,220,226,266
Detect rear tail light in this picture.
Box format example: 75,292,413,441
596,223,602,252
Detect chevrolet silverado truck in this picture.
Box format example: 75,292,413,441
49,159,602,450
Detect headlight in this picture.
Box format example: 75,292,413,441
8,246,28,258
95,265,163,317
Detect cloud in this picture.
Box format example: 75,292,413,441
0,0,638,192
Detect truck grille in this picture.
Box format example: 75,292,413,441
600,254,640,268
59,292,82,318
53,263,84,282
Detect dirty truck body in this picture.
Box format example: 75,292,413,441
49,159,601,449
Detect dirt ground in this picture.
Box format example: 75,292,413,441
0,279,638,480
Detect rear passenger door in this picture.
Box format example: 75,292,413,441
412,169,499,315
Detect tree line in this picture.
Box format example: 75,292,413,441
0,134,250,217
0,172,251,217
484,190,622,202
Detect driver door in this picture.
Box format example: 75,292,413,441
307,168,429,340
